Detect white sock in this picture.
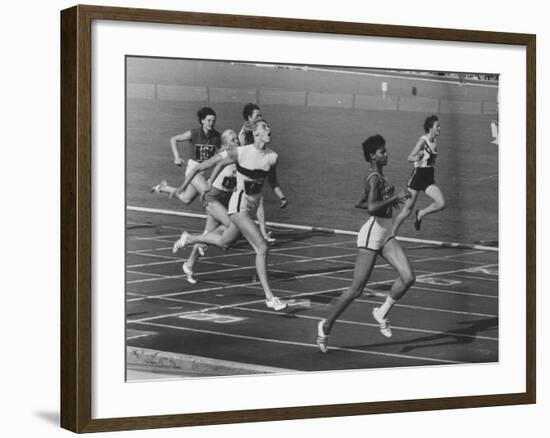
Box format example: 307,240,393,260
379,296,396,319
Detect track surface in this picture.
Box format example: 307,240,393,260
126,214,498,377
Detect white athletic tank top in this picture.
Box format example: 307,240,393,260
235,145,278,197
414,134,438,168
212,155,237,192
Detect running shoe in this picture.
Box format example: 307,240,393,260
150,180,167,194
265,296,287,311
172,231,189,254
182,262,197,284
317,320,329,353
372,307,392,338
197,244,208,256
414,209,422,231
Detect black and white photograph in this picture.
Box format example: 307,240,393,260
5,0,546,436
125,57,500,380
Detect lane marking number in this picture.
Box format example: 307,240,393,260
464,266,499,276
416,277,461,286
179,313,245,324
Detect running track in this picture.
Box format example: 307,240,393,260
126,211,498,379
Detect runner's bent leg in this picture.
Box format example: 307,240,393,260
205,200,231,228
323,248,378,334
418,184,445,221
177,171,209,204
378,238,416,318
186,222,241,249
186,214,219,272
390,189,419,236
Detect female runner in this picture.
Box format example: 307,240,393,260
317,134,415,352
172,119,289,311
151,106,221,204
391,114,446,235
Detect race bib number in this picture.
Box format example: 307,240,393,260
194,144,216,162
222,176,237,190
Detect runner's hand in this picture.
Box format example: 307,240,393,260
279,197,288,208
174,157,185,167
395,189,411,205
200,185,212,203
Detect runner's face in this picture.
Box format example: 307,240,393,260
201,115,216,131
432,121,441,136
226,132,240,147
254,122,272,143
250,109,262,122
372,146,388,166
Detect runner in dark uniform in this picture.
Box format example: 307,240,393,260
149,107,221,275
151,106,221,204
391,114,446,235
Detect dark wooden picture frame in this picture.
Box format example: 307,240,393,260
61,4,536,433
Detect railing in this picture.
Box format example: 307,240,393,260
127,83,498,115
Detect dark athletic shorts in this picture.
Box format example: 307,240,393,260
408,167,435,192
202,187,232,209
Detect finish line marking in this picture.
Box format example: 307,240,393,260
127,205,499,252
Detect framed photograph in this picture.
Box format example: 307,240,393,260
60,4,536,433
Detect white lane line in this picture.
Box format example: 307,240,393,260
127,270,166,278
129,321,465,365
126,245,496,285
129,284,496,320
127,221,497,287
128,259,242,269
133,234,189,240
126,253,357,285
254,281,497,315
136,238,190,244
408,250,485,260
126,334,154,340
127,252,183,260
128,296,279,322
127,221,182,231
128,281,267,302
408,257,497,266
127,245,356,268
447,273,499,282
127,252,354,273
234,283,498,320
127,262,498,302
336,296,497,318
127,239,355,256
129,238,483,270
126,266,256,284
316,274,352,282
128,246,251,255
127,206,499,252
410,286,497,299
127,287,499,342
